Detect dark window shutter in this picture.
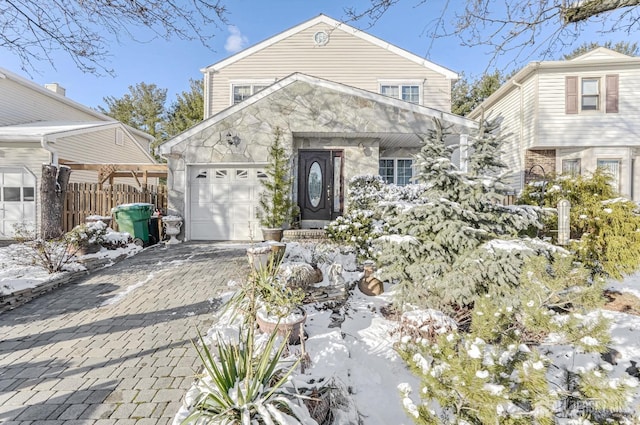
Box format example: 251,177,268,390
606,74,619,113
565,76,578,114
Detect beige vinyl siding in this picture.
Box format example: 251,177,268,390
0,78,98,125
56,128,157,185
56,128,153,165
536,65,640,148
0,143,50,231
207,22,452,116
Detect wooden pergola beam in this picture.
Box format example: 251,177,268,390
60,161,167,173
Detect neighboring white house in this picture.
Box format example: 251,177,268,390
159,14,476,241
0,67,158,239
469,47,640,199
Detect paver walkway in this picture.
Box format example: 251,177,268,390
0,242,248,424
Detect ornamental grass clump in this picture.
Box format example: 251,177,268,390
184,329,314,425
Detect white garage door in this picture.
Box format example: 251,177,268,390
0,167,36,239
189,165,266,240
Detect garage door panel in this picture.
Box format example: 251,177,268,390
191,203,227,218
0,167,36,239
191,221,229,240
230,186,253,202
189,165,264,241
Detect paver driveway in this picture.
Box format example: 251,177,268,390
0,242,248,424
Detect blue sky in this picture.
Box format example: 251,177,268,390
2,0,625,110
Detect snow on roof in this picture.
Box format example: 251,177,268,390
0,121,119,141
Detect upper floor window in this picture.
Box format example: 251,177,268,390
566,75,618,114
232,84,269,105
379,158,413,186
379,82,421,104
581,78,599,111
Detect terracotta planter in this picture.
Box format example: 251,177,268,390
256,307,307,345
358,261,384,296
262,228,283,242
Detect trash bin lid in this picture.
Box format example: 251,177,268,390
111,203,154,212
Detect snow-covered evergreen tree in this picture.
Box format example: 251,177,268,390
377,118,541,315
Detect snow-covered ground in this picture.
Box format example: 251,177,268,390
0,242,141,296
1,241,640,423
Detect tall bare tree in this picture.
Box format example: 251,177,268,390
1,0,227,75
345,0,640,68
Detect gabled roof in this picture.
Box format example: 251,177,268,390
0,120,157,162
469,48,640,118
201,14,458,80
0,67,154,142
159,72,475,154
569,47,632,61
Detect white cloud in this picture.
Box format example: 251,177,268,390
225,26,248,53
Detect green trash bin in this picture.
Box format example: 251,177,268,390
112,203,154,246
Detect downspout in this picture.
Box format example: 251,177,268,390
512,80,525,192
40,136,59,166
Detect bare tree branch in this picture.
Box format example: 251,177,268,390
563,0,640,23
0,0,227,76
344,0,640,71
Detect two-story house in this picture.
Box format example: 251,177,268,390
159,14,476,241
469,48,640,200
0,67,158,239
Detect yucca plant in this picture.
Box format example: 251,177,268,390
183,326,315,425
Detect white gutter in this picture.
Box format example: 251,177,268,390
40,136,58,166
512,80,525,192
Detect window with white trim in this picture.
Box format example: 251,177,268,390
380,84,421,104
232,84,269,104
581,78,600,111
597,159,621,192
562,159,581,176
379,159,413,186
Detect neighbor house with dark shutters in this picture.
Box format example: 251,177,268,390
469,47,640,200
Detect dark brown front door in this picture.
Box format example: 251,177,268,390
298,150,343,222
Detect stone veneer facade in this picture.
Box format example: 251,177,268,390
165,80,464,221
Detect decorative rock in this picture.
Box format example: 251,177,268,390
278,262,317,288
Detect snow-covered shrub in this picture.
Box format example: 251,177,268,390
397,254,636,424
520,170,640,279
67,221,130,250
326,210,380,261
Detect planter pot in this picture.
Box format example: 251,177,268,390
358,261,384,296
162,216,183,244
262,228,283,242
270,242,286,266
358,276,384,296
247,246,272,272
256,307,307,345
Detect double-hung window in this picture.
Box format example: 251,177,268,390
231,83,270,105
379,159,413,186
379,81,422,104
581,78,600,111
566,75,618,114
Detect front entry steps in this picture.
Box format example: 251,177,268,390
283,229,327,241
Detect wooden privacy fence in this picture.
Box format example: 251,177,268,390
63,183,168,232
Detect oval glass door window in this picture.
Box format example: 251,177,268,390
308,162,322,207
